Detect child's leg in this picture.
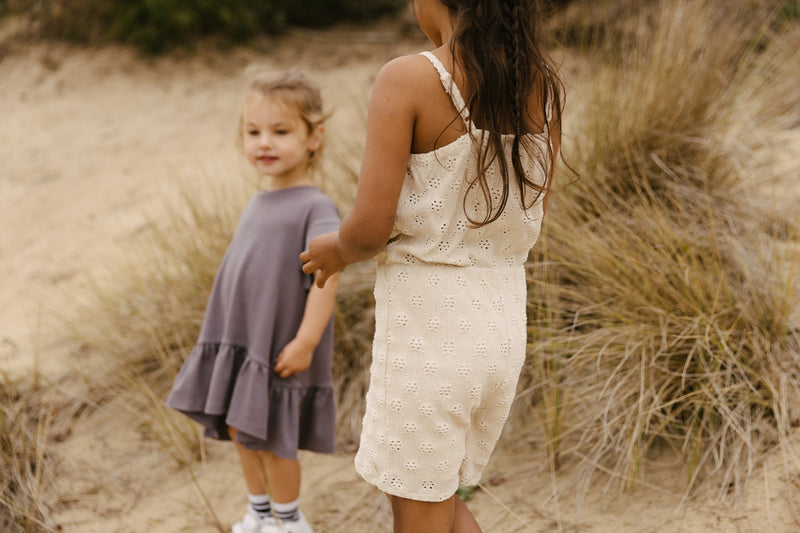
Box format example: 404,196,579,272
453,497,482,533
228,426,301,501
228,427,308,527
265,453,301,503
265,453,311,527
390,494,482,533
228,429,277,532
229,427,270,495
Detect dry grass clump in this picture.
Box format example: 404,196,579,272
57,172,257,485
526,203,799,493
570,0,792,214
519,0,800,497
69,175,254,387
0,376,56,532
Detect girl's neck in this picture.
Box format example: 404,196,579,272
264,174,314,191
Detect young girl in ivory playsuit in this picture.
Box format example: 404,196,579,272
167,71,340,533
301,0,564,531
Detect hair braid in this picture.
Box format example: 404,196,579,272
441,0,565,226
503,0,522,136
500,0,532,214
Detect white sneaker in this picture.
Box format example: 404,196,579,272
231,511,278,533
270,510,314,533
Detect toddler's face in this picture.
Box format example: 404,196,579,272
241,94,321,183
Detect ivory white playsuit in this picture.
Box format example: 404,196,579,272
167,185,341,459
353,52,549,502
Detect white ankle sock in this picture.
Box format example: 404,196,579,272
247,493,271,518
271,497,300,522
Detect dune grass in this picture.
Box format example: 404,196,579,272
519,0,800,497
0,376,56,532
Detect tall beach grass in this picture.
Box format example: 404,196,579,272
520,0,800,497
1,376,56,532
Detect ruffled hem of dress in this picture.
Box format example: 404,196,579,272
166,342,336,457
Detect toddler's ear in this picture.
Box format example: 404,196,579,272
309,124,325,153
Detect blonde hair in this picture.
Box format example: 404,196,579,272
237,69,329,169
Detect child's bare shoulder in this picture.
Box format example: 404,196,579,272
379,53,432,75
373,53,438,95
373,54,439,106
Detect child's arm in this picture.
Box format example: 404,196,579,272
274,272,340,378
301,56,422,287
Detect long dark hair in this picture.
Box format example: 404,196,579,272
440,0,564,225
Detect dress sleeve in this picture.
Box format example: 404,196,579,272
301,195,341,290
304,196,341,250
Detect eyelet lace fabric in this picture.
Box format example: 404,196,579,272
354,51,548,502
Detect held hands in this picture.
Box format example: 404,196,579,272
300,231,348,289
274,337,315,378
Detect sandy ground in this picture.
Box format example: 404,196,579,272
2,19,800,533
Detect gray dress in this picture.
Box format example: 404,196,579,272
167,185,340,459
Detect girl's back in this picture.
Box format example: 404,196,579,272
405,53,549,155
381,51,547,269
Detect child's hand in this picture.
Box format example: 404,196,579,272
300,231,347,288
274,338,315,378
